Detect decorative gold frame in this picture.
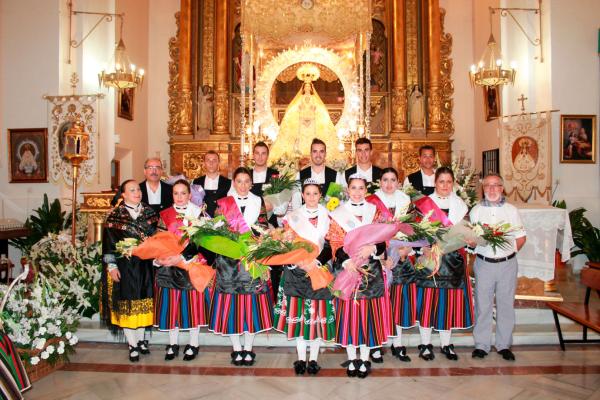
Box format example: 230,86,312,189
7,128,49,183
167,0,455,178
118,88,135,121
560,114,596,164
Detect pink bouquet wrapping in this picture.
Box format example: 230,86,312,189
331,268,363,300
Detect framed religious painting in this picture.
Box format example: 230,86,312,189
7,128,48,183
560,114,596,163
118,88,134,121
484,85,501,121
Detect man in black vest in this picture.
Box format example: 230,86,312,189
344,137,382,194
250,141,278,197
293,138,341,209
404,145,436,195
140,157,173,212
192,151,231,217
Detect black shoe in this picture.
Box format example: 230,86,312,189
164,344,180,361
497,349,515,361
370,348,384,363
137,340,150,355
342,359,358,377
242,350,256,366
293,360,307,375
306,360,321,375
128,345,140,362
472,349,488,359
391,345,411,362
441,344,458,361
230,351,244,366
356,360,372,379
182,344,199,361
418,344,435,361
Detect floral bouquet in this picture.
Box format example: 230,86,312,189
402,182,425,201
469,222,520,254
449,155,478,209
435,220,482,254
181,215,251,260
304,262,335,291
115,238,139,258
323,183,347,211
414,243,443,278
244,227,319,282
130,231,215,292
262,172,298,216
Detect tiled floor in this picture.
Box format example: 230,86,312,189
25,264,600,399
25,343,600,399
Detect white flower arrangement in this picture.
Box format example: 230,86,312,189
1,274,80,367
28,232,102,318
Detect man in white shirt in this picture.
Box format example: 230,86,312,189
403,145,436,195
250,141,278,197
344,137,382,193
139,158,173,213
292,138,344,210
192,151,231,217
469,173,526,361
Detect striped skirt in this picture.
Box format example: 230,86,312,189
154,286,211,331
416,279,474,331
334,296,392,348
209,291,273,335
274,293,336,341
389,282,418,329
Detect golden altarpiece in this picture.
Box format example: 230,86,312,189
167,0,454,177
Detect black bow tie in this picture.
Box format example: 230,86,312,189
351,202,365,207
237,197,248,201
174,206,187,212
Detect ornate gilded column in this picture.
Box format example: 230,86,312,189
213,0,229,135
426,0,444,133
178,0,193,135
391,0,408,134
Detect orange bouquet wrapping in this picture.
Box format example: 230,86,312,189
255,239,320,266
131,231,215,292
305,265,334,290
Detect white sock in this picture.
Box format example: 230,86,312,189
419,326,433,355
392,326,403,347
169,328,179,346
359,345,370,362
135,327,145,342
296,337,307,361
230,335,242,352
123,328,137,348
189,327,200,347
346,346,357,360
243,332,255,352
419,326,432,345
439,330,452,348
308,340,320,362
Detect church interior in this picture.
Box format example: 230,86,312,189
0,0,599,398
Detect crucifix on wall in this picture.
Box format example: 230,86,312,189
518,94,528,113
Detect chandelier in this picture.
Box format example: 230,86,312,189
469,32,515,87
469,6,515,88
68,1,144,90
98,38,144,90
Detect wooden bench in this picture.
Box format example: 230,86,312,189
546,267,600,350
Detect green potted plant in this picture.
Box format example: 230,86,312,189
569,207,600,269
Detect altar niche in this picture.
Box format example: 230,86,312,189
168,0,454,180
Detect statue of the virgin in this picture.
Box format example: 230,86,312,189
269,64,345,163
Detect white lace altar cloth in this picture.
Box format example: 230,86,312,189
516,204,573,281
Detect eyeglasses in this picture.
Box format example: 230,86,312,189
145,166,162,171
483,184,503,189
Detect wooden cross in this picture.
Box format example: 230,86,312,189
517,94,528,113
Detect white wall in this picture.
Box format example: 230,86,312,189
548,0,600,225
147,0,179,173
440,0,476,164
0,0,62,222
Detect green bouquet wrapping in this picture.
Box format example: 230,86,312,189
180,215,252,259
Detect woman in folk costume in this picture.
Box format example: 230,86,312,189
274,179,334,375
209,167,271,366
154,179,212,362
328,174,392,378
101,180,159,362
367,167,414,362
415,166,474,361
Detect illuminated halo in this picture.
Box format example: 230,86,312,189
296,63,320,82
254,46,359,141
